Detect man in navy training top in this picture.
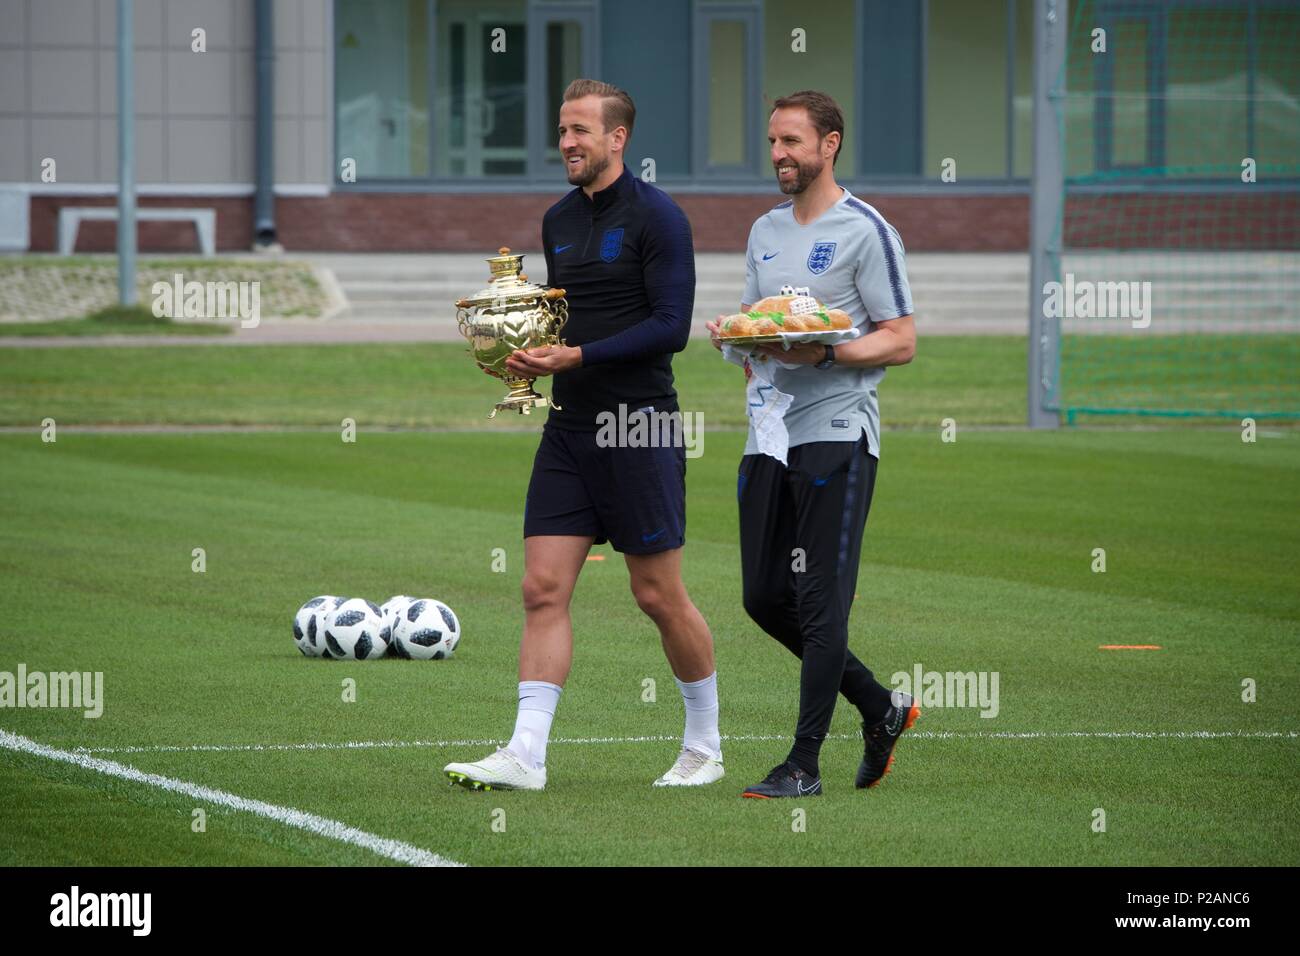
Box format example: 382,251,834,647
444,79,723,792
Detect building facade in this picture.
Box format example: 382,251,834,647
2,0,1296,253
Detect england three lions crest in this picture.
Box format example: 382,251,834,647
807,241,836,275
600,227,624,262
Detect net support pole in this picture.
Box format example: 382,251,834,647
116,0,136,306
1028,0,1065,428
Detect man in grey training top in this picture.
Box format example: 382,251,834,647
707,90,919,799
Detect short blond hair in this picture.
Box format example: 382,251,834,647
563,78,636,139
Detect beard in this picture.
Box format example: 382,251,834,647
775,156,824,195
567,151,611,188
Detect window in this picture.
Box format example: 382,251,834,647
926,0,1009,179
1256,4,1300,171
1077,0,1291,181
1166,5,1248,172
1108,15,1154,169
763,0,856,174
693,2,763,176
1013,0,1034,178
335,0,429,179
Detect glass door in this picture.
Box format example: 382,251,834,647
527,3,598,178
434,0,528,177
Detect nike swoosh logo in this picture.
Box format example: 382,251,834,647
797,779,820,795
554,244,572,253
887,708,905,735
641,528,665,544
762,251,780,260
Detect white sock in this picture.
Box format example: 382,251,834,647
507,680,562,769
676,672,721,760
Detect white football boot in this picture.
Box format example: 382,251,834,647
653,747,725,787
444,747,546,792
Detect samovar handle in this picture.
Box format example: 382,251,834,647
455,298,474,339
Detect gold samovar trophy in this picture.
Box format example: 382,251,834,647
455,247,569,418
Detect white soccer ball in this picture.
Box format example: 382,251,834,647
391,598,461,660
293,595,342,657
322,598,389,660
379,595,416,642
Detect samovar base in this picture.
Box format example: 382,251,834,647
490,378,563,419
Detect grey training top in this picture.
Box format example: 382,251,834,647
742,188,914,458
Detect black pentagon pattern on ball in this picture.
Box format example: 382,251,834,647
437,604,458,633
390,637,411,659
433,650,445,660
305,597,325,609
380,624,392,643
406,600,427,621
333,609,366,628
293,620,303,641
325,632,346,657
366,600,381,616
355,633,373,659
409,628,442,648
308,615,318,645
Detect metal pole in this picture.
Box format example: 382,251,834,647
117,0,136,305
1028,0,1065,428
253,0,276,246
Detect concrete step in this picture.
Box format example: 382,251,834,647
346,302,460,319
341,278,1031,298
319,250,1300,331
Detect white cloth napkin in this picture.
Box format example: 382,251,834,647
722,343,797,465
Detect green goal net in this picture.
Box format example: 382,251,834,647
1052,0,1300,423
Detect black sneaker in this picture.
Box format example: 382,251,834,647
742,760,822,799
856,694,921,789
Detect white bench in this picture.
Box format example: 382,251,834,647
58,206,216,256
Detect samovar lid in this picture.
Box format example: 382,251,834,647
460,246,547,306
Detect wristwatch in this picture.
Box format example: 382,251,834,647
815,344,836,369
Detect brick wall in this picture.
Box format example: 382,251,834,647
30,196,253,253
28,191,1299,253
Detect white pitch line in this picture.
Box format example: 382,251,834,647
69,729,1300,756
0,729,462,867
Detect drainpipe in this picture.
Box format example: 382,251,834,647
253,0,278,250
117,0,136,302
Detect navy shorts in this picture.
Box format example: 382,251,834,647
523,423,686,554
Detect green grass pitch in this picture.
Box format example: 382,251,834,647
0,341,1297,866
